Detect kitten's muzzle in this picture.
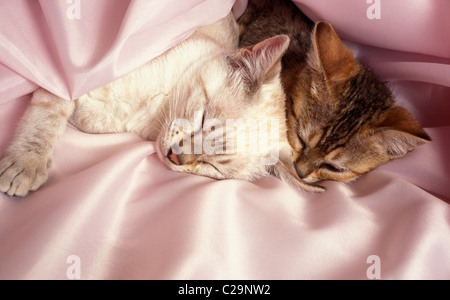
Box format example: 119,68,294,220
294,163,308,180
294,161,320,184
167,149,199,166
167,149,181,165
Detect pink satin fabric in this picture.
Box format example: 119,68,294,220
0,0,449,280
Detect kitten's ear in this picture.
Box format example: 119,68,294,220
270,147,325,193
370,106,431,158
312,21,359,84
227,35,290,93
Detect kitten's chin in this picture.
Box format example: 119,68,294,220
155,135,177,172
301,177,320,184
154,136,166,164
154,139,224,180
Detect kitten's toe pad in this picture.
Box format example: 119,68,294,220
0,153,50,197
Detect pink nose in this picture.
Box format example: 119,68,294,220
167,149,181,165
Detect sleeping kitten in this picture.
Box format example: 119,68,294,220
238,0,431,185
0,13,322,197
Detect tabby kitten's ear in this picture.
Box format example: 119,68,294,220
312,21,359,86
370,106,431,158
227,34,290,93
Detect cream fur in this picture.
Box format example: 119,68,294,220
0,13,321,196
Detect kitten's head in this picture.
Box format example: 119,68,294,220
287,22,431,185
156,35,323,192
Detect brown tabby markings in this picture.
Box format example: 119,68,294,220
239,0,431,185
0,12,326,196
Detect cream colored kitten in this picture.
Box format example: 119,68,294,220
0,13,321,197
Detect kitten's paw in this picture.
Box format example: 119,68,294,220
0,152,51,197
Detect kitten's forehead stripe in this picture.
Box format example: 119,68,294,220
219,159,232,164
318,68,393,153
199,75,209,103
308,132,322,148
288,95,299,119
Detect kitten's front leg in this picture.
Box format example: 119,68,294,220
0,89,75,196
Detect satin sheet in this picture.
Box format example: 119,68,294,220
0,0,449,280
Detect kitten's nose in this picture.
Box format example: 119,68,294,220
294,164,306,179
167,149,181,165
296,169,305,179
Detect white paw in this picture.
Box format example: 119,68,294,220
0,151,51,197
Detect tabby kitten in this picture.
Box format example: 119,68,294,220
238,0,431,185
0,13,322,197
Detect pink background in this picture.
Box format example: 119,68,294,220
0,0,449,279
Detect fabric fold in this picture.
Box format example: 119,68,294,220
0,0,449,280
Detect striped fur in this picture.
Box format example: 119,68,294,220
239,0,431,186
0,12,323,196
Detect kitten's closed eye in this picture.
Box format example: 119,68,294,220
320,163,344,173
238,0,431,189
297,135,306,150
